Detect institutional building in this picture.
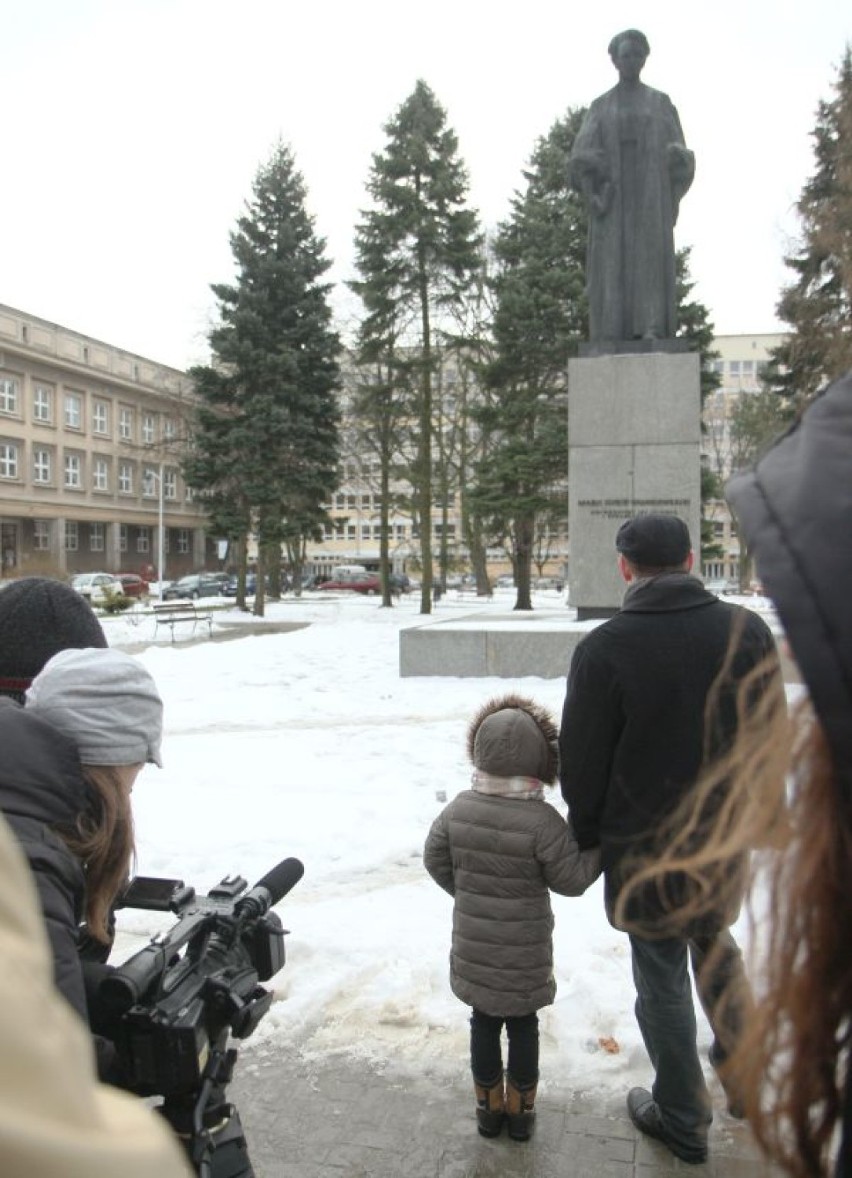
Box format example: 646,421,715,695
0,301,785,589
702,332,785,581
0,303,213,582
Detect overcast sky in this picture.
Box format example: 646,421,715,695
3,0,850,371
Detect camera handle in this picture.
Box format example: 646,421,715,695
157,1029,255,1178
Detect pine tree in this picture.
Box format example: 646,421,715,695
675,247,724,564
185,143,340,615
470,110,587,611
764,46,852,407
351,80,482,614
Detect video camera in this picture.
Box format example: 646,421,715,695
101,857,304,1178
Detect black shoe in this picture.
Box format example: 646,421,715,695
627,1088,708,1165
708,1044,746,1119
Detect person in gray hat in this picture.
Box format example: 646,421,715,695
0,647,163,1079
633,371,852,1177
559,512,781,1164
424,693,599,1141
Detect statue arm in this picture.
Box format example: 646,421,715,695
571,106,614,218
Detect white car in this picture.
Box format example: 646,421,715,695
70,572,124,604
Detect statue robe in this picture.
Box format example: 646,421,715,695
571,83,694,342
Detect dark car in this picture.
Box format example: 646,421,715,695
116,573,148,599
161,573,227,601
222,572,262,596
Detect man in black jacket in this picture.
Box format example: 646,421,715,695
559,514,779,1165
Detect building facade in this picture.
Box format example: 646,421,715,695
0,304,213,583
702,332,785,581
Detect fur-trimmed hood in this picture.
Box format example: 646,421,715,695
466,693,559,783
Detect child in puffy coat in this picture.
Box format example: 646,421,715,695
423,693,600,1141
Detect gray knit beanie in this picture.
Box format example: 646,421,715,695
0,577,107,703
26,648,163,767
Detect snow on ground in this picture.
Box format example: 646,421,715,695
103,586,779,1098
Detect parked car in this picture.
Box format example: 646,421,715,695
70,572,124,604
161,573,227,601
116,573,148,599
221,572,274,597
317,565,381,595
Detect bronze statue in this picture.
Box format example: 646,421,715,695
571,29,695,343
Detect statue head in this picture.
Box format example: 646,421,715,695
608,29,650,82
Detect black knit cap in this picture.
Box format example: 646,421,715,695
615,513,691,568
0,577,107,703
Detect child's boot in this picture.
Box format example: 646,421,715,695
506,1077,537,1141
473,1073,505,1137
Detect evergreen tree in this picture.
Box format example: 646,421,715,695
763,46,852,407
470,110,587,611
675,247,724,564
185,143,340,615
351,80,482,614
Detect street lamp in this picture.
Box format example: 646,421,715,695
144,463,165,597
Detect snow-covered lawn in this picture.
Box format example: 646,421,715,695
104,587,778,1098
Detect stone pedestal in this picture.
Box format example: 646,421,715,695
568,351,701,618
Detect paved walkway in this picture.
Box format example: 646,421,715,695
230,1049,780,1178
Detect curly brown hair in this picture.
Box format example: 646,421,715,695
619,658,852,1176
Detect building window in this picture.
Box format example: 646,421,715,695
119,524,128,553
142,413,155,444
119,407,133,440
64,392,83,429
0,442,19,479
136,527,150,554
142,469,157,498
164,469,177,500
65,521,79,551
93,458,109,492
90,523,105,552
346,524,356,540
118,463,133,494
0,376,20,415
33,383,54,423
177,529,189,554
64,454,82,488
728,361,741,379
33,448,52,483
163,416,176,440
92,400,109,435
33,520,50,551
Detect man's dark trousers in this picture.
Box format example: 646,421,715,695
629,927,750,1148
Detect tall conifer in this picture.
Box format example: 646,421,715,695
185,143,340,614
352,80,481,614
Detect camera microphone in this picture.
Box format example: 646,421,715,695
234,857,304,919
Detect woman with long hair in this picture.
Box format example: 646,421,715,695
620,370,852,1176
0,646,163,1077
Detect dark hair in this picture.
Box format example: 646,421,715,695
608,28,650,60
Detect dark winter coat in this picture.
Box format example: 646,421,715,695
424,789,600,1017
0,696,93,1019
559,573,778,928
725,370,852,1178
0,696,123,1084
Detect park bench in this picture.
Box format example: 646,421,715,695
152,600,213,642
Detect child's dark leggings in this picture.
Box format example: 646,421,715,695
470,1008,539,1090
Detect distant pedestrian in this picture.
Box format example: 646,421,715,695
424,694,600,1140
